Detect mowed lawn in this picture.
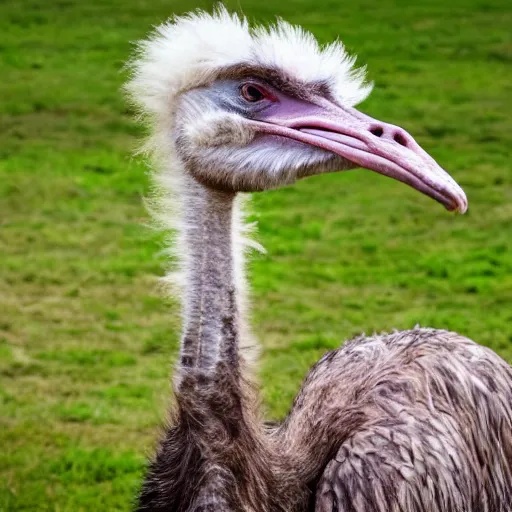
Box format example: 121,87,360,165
1,0,511,509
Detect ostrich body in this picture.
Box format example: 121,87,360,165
126,9,512,512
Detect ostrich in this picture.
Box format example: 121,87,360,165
126,8,512,512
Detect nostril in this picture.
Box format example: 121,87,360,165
369,126,384,138
393,132,408,147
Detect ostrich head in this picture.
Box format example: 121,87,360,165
127,7,467,212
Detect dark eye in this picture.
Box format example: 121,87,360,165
240,84,267,103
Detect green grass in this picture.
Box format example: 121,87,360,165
1,0,511,509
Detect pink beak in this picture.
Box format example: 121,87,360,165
252,100,468,213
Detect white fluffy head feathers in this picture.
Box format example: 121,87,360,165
125,6,372,125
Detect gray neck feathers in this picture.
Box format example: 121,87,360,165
176,175,244,387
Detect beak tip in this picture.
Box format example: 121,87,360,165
458,190,468,214
451,205,468,215
451,190,468,214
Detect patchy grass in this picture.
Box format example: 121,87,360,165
1,0,511,509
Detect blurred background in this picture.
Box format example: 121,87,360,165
1,0,511,509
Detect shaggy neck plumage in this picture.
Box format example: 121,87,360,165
177,175,241,386
140,166,357,511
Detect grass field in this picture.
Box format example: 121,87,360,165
1,0,511,509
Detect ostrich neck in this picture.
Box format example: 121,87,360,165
169,175,351,500
177,175,241,385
